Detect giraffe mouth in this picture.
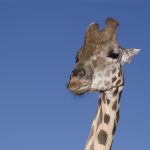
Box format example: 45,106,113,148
70,83,91,95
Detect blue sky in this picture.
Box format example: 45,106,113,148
0,2,150,150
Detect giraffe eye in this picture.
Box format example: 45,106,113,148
108,52,119,59
78,69,85,79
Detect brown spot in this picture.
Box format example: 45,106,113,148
118,71,121,77
118,68,123,77
113,88,118,96
98,98,101,106
110,141,113,150
104,114,110,124
112,76,117,83
112,121,116,135
112,67,116,74
107,99,110,105
98,130,108,145
118,90,122,104
116,110,120,123
112,100,117,110
116,79,121,86
104,80,110,86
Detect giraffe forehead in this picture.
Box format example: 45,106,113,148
78,40,120,63
97,41,120,53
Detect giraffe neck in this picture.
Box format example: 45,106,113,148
85,86,123,150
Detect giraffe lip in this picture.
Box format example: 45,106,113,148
70,83,91,94
70,87,81,92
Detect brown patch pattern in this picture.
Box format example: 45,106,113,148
98,98,101,106
118,90,122,104
118,71,121,77
113,88,118,96
116,110,120,123
104,114,110,124
112,100,117,110
107,99,110,105
98,130,108,145
112,121,116,135
116,79,121,86
112,76,117,83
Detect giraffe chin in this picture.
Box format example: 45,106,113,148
70,84,91,96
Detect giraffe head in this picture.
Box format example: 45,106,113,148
67,18,140,95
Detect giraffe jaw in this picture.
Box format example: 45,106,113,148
69,83,91,95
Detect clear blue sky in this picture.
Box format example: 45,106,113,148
0,1,149,150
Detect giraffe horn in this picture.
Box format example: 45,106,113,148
84,22,101,44
103,18,119,41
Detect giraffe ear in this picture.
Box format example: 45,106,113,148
84,22,100,44
121,48,140,64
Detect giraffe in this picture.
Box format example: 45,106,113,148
67,18,140,150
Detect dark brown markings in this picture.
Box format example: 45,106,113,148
107,99,110,105
98,98,101,106
112,100,117,110
116,110,120,123
104,114,110,124
118,71,121,77
97,107,103,128
112,67,116,74
113,88,118,96
110,141,113,150
116,79,121,86
112,76,117,83
118,90,122,104
98,130,108,145
112,121,116,135
112,111,119,135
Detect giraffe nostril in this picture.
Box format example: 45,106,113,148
71,70,78,76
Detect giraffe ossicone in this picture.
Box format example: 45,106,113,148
67,18,140,150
